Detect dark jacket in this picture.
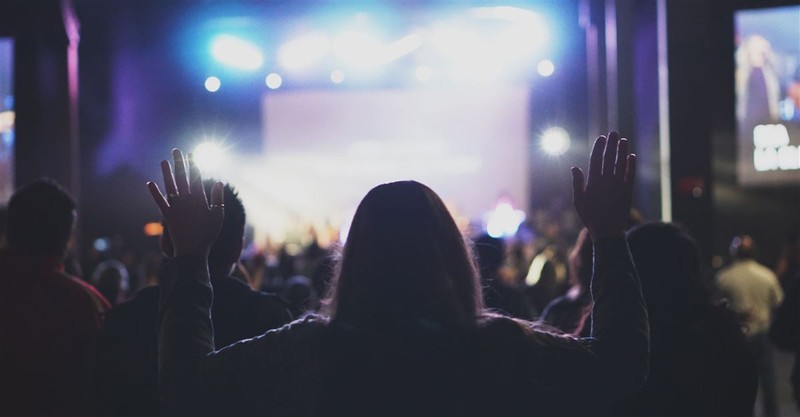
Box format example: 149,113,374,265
771,272,800,407
608,304,757,417
98,273,291,416
157,238,649,416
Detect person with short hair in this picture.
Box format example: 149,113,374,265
97,179,291,416
716,235,784,417
0,178,109,416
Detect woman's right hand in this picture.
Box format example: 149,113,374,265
571,132,636,240
147,149,225,258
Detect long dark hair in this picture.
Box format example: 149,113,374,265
326,181,483,330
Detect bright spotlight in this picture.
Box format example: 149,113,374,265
415,65,433,82
204,76,221,92
537,60,555,77
211,34,264,70
382,33,422,64
193,142,226,171
330,69,345,84
540,127,570,156
265,73,283,89
485,200,526,238
333,31,384,70
278,33,331,71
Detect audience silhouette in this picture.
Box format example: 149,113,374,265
609,222,757,417
771,269,800,410
147,133,648,416
474,233,535,320
538,227,593,336
716,235,784,417
0,179,110,416
97,180,291,416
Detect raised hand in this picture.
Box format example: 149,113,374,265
147,149,224,258
571,132,636,240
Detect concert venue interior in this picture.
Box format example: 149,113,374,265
1,0,799,416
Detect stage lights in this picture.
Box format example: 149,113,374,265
415,65,433,82
204,76,221,92
540,127,570,156
199,6,556,90
211,34,264,70
278,33,331,71
193,142,227,171
333,31,384,70
265,73,283,89
537,60,555,77
382,33,422,64
330,69,345,84
485,200,526,238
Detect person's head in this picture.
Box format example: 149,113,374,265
160,179,246,275
6,179,76,258
283,275,321,317
730,235,755,260
474,234,505,280
92,259,130,306
328,181,482,330
627,222,706,320
568,228,593,289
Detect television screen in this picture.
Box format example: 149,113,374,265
0,38,14,203
734,5,800,186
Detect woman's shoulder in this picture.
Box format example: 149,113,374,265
477,313,584,349
275,314,330,336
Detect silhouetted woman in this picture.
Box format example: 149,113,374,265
148,133,648,416
609,222,757,417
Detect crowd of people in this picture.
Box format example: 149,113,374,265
0,132,798,416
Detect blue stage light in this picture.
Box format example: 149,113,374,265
211,34,264,70
204,76,221,92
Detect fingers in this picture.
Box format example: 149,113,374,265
147,181,170,215
188,153,207,203
603,131,620,176
210,181,224,206
588,135,606,183
614,138,629,180
160,160,178,197
172,149,190,195
210,181,225,222
571,167,585,216
624,153,637,187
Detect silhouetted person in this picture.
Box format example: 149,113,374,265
539,228,593,336
474,233,534,320
0,179,109,416
769,273,800,407
770,271,800,410
716,235,783,417
97,180,291,416
283,275,321,317
148,135,647,416
92,259,130,306
608,222,757,416
775,232,800,290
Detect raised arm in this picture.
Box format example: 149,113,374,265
545,132,649,402
147,150,225,412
